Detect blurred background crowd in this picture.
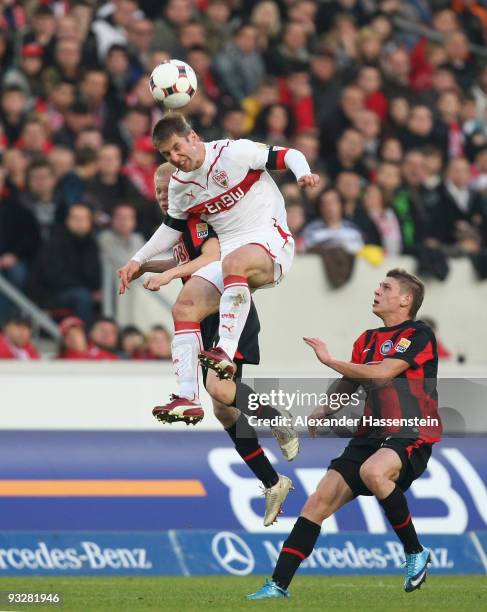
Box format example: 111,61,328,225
1,0,486,358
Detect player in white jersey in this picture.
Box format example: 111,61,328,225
119,113,318,419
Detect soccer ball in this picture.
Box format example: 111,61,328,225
149,60,198,109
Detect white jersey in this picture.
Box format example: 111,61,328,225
167,139,291,254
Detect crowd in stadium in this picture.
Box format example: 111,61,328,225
1,0,487,355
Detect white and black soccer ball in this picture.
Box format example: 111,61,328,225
149,60,198,109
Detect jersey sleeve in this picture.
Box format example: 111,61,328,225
167,180,189,221
229,139,270,170
386,328,435,369
350,332,368,363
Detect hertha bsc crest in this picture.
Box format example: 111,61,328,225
212,169,229,188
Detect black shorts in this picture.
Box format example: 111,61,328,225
328,437,433,497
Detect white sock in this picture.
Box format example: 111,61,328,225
172,322,202,401
218,275,251,359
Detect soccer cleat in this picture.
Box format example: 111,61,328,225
271,417,300,461
262,474,294,527
152,395,204,425
404,548,431,592
247,578,289,600
198,347,237,380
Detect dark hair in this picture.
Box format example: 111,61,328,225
253,103,295,140
93,316,118,326
75,147,98,166
121,325,142,337
386,268,425,318
152,113,192,147
316,187,344,218
26,158,53,182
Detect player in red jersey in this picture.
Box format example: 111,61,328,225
118,113,319,419
248,269,441,599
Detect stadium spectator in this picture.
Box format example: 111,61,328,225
0,85,27,145
47,146,75,183
438,157,487,249
250,1,281,52
21,159,57,242
53,101,93,149
327,128,368,180
303,188,364,254
141,325,172,360
252,103,294,146
91,0,138,61
357,183,402,255
98,203,145,270
3,148,28,191
118,324,145,359
124,135,158,201
212,23,265,103
35,203,101,329
0,314,39,360
286,200,306,253
0,167,41,322
86,143,144,225
54,147,98,222
89,317,120,358
57,315,119,360
220,107,247,141
75,126,104,154
302,188,364,287
309,50,341,127
203,0,233,55
319,84,365,159
336,171,362,218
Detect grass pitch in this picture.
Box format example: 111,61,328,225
0,576,485,612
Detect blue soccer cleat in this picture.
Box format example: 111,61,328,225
404,548,431,592
246,578,290,600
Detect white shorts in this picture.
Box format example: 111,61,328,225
192,229,295,293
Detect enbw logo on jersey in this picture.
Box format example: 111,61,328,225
380,340,393,355
196,223,208,239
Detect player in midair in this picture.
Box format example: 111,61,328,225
127,163,299,526
119,113,319,420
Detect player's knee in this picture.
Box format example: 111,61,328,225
359,464,386,491
172,299,195,321
212,401,237,428
303,491,331,522
222,254,247,277
206,374,222,401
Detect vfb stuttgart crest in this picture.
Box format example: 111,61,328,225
212,169,229,188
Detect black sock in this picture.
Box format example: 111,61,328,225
379,485,422,554
225,413,279,488
234,381,281,420
272,516,321,589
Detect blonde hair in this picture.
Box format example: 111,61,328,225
155,162,175,181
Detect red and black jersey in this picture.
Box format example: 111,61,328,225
173,213,260,366
173,214,217,280
351,319,441,441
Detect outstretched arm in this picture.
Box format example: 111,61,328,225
144,237,221,291
266,146,320,188
303,336,409,381
118,218,184,294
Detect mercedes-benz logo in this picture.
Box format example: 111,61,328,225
211,532,255,576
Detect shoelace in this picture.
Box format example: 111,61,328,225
404,555,418,576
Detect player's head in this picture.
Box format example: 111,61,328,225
154,162,175,213
373,268,424,321
152,113,203,172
